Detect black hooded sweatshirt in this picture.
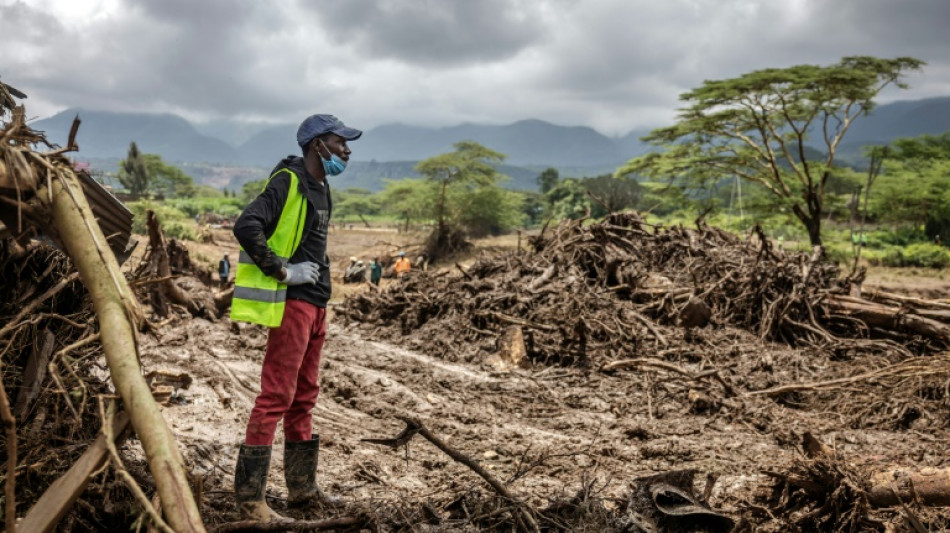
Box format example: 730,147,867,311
232,155,333,308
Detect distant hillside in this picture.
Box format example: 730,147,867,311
234,119,640,168
833,97,950,164
34,109,651,168
33,108,237,164
30,97,949,191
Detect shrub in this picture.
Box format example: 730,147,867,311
127,200,198,241
161,219,198,241
823,241,854,265
167,197,245,218
879,243,950,268
872,226,928,247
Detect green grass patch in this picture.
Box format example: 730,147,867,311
127,200,198,241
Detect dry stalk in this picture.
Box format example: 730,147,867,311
52,332,101,362
98,397,175,533
209,516,364,533
745,353,950,397
0,362,18,533
364,416,540,532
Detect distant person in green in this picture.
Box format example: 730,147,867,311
852,231,867,247
369,257,382,286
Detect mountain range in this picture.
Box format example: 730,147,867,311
29,97,950,192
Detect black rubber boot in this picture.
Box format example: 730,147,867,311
234,444,286,521
284,434,342,507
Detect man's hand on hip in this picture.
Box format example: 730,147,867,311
281,262,321,286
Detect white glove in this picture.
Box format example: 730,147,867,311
281,262,320,286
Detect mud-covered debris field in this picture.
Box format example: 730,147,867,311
2,212,949,531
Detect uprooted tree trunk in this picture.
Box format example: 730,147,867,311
141,209,217,319
869,467,950,507
47,169,206,532
765,432,950,532
823,294,950,345
0,112,206,532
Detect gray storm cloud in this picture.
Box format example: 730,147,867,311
299,0,550,66
0,0,947,133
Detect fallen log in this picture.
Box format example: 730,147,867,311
868,467,950,508
527,263,557,292
45,164,206,531
824,294,950,346
209,516,364,533
17,413,131,533
864,289,950,311
801,433,950,509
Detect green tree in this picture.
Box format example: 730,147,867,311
452,185,524,238
142,154,197,198
335,188,380,227
537,167,560,194
617,56,924,246
871,133,950,242
380,178,434,232
519,190,546,227
415,141,510,255
117,142,150,198
582,173,644,217
416,141,504,233
241,178,267,205
546,178,589,220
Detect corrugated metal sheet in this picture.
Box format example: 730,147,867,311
76,171,136,261
0,168,135,262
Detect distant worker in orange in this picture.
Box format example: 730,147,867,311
394,251,411,278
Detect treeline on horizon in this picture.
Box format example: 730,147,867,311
104,55,950,268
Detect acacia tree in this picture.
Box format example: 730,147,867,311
415,141,507,254
335,187,380,227
583,173,644,216
117,141,150,198
380,178,434,232
617,56,924,246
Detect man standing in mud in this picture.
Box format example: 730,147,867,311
230,114,361,521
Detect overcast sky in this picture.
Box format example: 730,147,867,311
2,0,948,136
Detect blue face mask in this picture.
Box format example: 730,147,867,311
317,140,347,176
321,153,347,176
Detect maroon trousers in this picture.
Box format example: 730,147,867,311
245,299,326,446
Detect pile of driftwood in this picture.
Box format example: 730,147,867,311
339,212,950,530
341,212,950,366
0,241,145,532
0,99,205,531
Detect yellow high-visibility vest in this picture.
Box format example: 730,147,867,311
230,169,307,327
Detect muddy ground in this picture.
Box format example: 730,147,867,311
110,226,948,531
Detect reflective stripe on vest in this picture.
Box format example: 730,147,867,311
230,169,307,327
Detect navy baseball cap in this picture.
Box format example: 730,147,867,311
296,114,362,148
